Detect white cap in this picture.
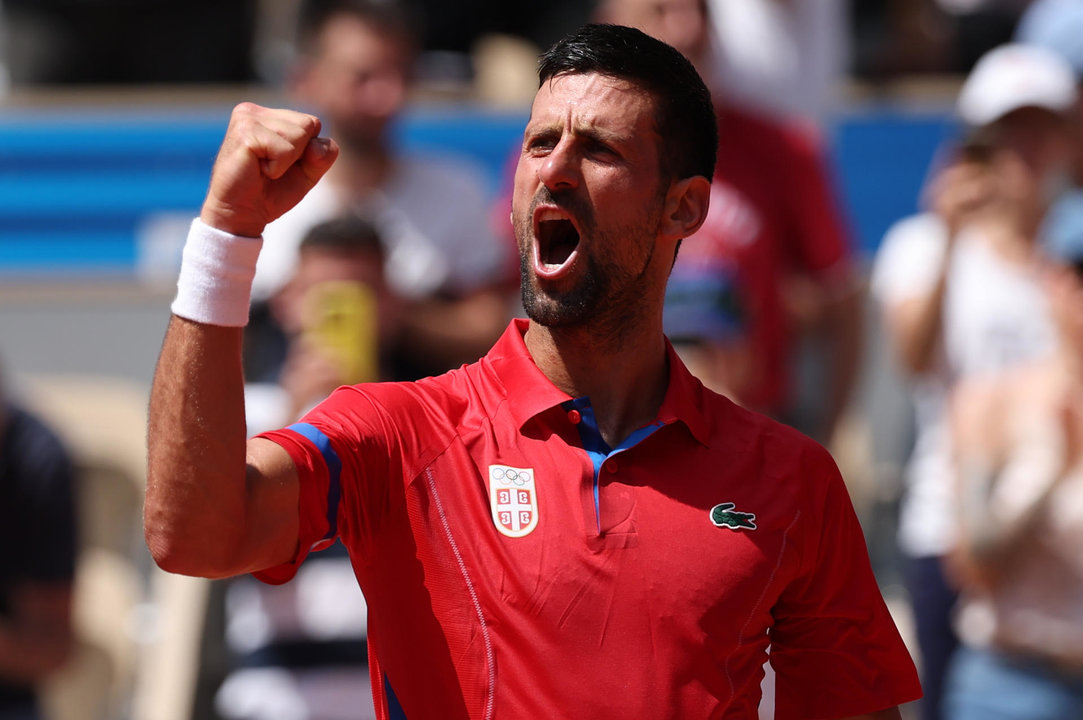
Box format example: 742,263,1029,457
957,43,1078,127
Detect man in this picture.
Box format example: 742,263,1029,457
944,199,1083,720
147,24,920,719
597,0,862,443
252,0,514,378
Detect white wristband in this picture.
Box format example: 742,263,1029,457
171,218,264,327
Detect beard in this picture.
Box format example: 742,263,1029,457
514,186,662,334
518,242,607,327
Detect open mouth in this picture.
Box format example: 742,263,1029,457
535,217,580,274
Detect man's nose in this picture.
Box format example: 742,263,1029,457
537,142,579,192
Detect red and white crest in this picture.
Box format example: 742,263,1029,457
488,464,539,538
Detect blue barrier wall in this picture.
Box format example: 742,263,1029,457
0,104,958,277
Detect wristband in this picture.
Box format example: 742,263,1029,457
171,218,264,327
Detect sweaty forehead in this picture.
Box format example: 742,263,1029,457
528,72,658,136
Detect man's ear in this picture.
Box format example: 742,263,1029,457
661,176,711,241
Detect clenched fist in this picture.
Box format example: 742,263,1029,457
200,103,339,238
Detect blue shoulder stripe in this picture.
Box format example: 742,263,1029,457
286,422,342,541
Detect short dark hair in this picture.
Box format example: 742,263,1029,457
538,23,717,181
295,0,419,58
300,214,385,261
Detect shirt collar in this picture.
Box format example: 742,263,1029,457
485,319,711,446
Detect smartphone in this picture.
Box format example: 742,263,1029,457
302,280,379,385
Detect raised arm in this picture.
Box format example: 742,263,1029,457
884,157,993,375
145,103,338,578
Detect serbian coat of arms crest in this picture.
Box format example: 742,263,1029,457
487,464,539,538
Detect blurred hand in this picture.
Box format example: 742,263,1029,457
200,103,339,238
928,157,997,240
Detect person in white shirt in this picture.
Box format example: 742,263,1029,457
251,0,515,380
871,43,1076,720
945,191,1083,720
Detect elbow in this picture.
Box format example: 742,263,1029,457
145,535,239,579
144,524,198,577
144,528,192,577
143,510,240,579
143,471,245,579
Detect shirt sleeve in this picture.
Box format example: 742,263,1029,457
769,443,922,718
252,385,397,585
870,213,949,308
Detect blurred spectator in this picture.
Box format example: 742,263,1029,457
936,0,1029,71
706,0,848,124
871,43,1076,720
1016,0,1083,81
0,366,76,720
1016,0,1083,189
1,0,256,85
216,540,373,720
251,0,514,381
596,0,862,443
851,0,1033,80
663,258,752,399
220,216,394,720
944,196,1083,720
851,0,955,79
413,0,591,73
245,214,399,436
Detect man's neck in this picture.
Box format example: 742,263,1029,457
524,320,670,448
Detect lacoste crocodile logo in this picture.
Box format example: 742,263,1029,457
710,502,757,530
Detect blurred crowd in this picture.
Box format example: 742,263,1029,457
2,1,1083,720
0,1,1059,106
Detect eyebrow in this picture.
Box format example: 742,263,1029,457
523,121,631,147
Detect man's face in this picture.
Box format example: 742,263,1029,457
511,72,671,330
297,14,411,151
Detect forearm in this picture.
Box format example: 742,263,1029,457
145,104,334,578
892,269,949,375
821,285,863,442
145,316,252,577
958,448,1062,567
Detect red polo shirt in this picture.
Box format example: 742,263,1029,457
257,320,920,719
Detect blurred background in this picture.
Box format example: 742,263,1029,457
0,1,1059,719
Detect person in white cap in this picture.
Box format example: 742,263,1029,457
944,187,1083,720
870,42,1077,720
